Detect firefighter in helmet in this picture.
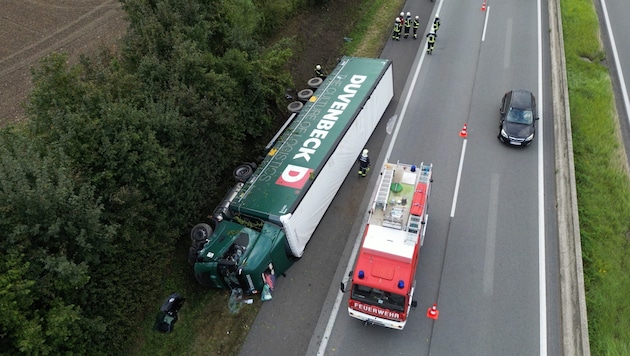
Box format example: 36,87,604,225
403,12,412,39
426,32,437,54
413,15,420,39
315,64,326,78
358,149,370,177
392,18,402,41
433,16,441,33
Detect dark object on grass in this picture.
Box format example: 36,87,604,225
154,293,185,333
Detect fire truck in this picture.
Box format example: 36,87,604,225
342,161,432,329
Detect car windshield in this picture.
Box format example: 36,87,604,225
506,107,534,125
351,284,406,312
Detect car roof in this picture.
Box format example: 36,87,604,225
509,89,534,110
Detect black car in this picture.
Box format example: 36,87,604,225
498,90,539,146
154,293,185,333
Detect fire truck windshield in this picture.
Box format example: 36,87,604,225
351,284,405,312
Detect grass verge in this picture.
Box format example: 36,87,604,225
561,0,630,354
129,237,260,355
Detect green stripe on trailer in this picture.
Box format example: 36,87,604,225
230,57,391,222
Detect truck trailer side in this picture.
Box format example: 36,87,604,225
192,57,394,296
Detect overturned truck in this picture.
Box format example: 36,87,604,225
190,57,394,296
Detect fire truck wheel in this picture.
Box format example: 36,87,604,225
233,163,256,183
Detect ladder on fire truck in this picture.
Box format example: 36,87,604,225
375,164,395,209
405,163,432,245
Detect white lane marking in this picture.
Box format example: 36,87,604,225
317,1,444,353
600,0,630,125
316,0,451,353
449,139,467,218
536,0,547,352
504,19,513,69
483,173,500,296
482,6,491,42
316,216,365,356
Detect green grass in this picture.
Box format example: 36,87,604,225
561,0,630,354
343,0,405,57
129,238,260,355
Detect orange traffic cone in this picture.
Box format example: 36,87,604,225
459,124,468,138
426,304,439,320
481,0,487,11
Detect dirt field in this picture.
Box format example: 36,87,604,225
0,1,364,128
0,0,127,126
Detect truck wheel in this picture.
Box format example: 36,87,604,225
190,223,213,242
287,101,303,113
307,77,323,89
233,163,255,183
297,89,314,102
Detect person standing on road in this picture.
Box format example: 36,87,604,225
426,32,436,54
392,18,402,41
413,15,420,39
398,12,405,25
358,149,370,177
432,16,441,33
403,12,412,39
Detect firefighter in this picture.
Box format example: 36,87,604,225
358,149,370,177
403,12,412,39
413,15,420,39
392,18,402,41
426,32,436,54
398,12,405,25
433,16,441,33
315,65,326,78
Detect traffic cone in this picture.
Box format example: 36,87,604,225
459,124,468,138
481,0,487,11
426,304,439,320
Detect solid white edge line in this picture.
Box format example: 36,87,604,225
600,0,630,124
316,4,439,354
450,139,467,217
537,0,547,352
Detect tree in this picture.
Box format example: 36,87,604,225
0,130,112,354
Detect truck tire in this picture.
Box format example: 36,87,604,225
297,89,314,102
190,223,213,242
307,77,323,89
233,163,255,183
287,101,303,113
